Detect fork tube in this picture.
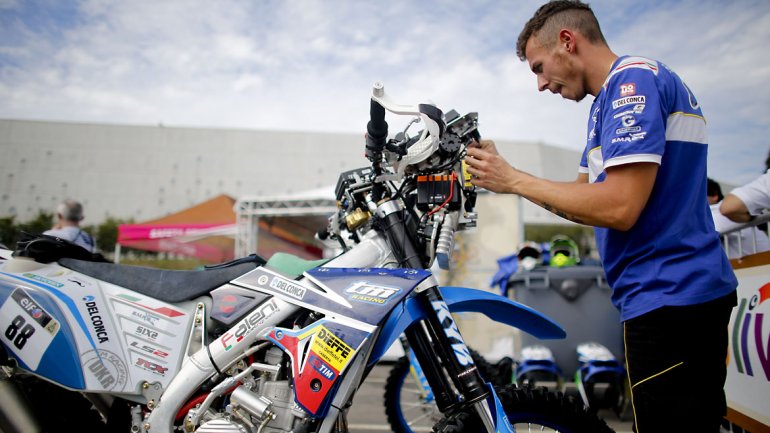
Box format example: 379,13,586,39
415,286,489,405
404,323,460,413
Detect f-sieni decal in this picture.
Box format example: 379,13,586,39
221,299,279,351
345,281,401,305
82,296,109,343
431,300,474,366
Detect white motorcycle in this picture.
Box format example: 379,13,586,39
0,83,612,433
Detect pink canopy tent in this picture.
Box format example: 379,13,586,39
116,194,324,263
118,222,237,262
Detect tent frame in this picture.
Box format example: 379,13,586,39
235,196,337,258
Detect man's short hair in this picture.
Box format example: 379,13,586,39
706,178,724,202
57,199,85,222
516,0,607,61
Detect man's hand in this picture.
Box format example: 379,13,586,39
468,139,500,155
465,140,519,193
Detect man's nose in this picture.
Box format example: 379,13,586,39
537,75,549,92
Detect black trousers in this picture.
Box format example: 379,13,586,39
624,291,737,433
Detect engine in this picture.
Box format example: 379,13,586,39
185,346,313,433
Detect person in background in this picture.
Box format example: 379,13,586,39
463,1,737,431
43,199,96,253
708,178,770,259
720,170,770,224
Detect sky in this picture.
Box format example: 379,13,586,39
1,0,769,185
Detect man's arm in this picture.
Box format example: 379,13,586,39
465,145,657,230
720,194,752,223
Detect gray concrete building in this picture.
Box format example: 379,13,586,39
0,119,583,226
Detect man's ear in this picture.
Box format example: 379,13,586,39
559,29,576,53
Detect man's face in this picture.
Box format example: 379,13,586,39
525,34,586,102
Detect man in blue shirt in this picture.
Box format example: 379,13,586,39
464,1,737,431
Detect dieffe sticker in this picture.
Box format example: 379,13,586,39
311,326,354,372
0,288,59,369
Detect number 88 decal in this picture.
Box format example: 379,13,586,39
5,314,36,350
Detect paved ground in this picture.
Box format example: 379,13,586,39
346,362,634,433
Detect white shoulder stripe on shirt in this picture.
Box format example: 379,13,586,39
666,112,707,144
603,56,659,88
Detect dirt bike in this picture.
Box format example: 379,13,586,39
0,82,612,433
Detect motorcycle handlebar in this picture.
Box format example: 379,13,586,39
366,99,388,154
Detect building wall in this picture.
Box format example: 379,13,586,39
0,119,581,226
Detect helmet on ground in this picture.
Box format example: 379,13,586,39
549,235,579,267
517,241,543,271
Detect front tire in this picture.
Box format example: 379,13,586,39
384,349,495,433
434,384,614,433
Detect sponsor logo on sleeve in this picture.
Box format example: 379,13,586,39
612,95,646,109
611,132,647,144
613,104,646,119
621,115,637,127
620,83,636,96
615,126,642,134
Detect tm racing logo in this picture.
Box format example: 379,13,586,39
345,282,400,305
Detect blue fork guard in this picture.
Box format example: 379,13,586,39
369,286,566,365
487,382,515,433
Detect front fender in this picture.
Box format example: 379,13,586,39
441,286,565,340
368,286,565,365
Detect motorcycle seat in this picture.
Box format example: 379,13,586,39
58,257,262,303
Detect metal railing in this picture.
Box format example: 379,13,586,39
718,212,770,259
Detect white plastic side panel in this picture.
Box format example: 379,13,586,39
0,262,197,395
101,283,197,393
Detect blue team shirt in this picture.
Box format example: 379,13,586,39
579,56,737,321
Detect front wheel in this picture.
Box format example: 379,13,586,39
434,384,614,433
384,349,496,433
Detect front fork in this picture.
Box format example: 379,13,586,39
405,286,502,433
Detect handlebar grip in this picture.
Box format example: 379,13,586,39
366,99,388,153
